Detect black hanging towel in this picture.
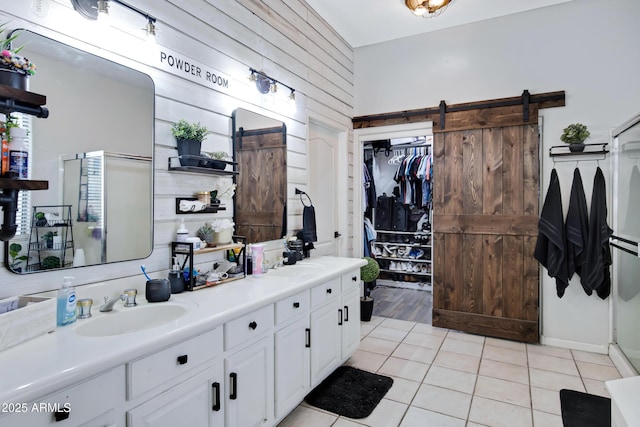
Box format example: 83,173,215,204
534,168,569,297
565,168,589,293
303,205,318,242
582,167,613,299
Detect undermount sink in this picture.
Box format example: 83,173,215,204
266,262,323,277
74,302,193,337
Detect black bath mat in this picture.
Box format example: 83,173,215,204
560,389,611,427
304,366,393,419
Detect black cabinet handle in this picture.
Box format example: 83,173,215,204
249,321,257,330
305,328,311,348
293,302,300,308
326,288,332,294
230,372,237,400
344,305,349,322
177,354,188,365
338,308,343,326
212,382,221,411
54,410,70,422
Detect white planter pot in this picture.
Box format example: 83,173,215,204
213,228,233,244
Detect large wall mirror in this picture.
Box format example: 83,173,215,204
232,109,287,244
4,30,154,274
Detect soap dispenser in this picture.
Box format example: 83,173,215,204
168,256,184,294
57,276,77,326
177,219,188,242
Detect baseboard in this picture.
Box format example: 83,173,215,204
609,344,639,378
540,335,609,354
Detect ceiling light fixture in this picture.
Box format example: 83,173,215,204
405,0,452,17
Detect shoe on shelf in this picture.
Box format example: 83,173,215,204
412,263,421,273
389,261,397,271
405,262,413,272
420,264,428,274
396,247,407,258
383,245,397,257
372,245,382,256
414,249,424,259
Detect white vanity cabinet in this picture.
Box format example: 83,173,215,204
0,366,125,427
274,290,311,419
309,277,342,385
224,305,275,427
341,272,361,359
126,327,224,427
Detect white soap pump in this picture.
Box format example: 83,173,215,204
177,219,188,242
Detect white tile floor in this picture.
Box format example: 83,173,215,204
278,316,622,427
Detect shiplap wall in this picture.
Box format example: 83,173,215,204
0,0,354,299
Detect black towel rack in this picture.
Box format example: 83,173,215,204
610,235,639,257
549,143,609,158
295,188,313,207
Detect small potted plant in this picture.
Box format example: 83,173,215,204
171,119,208,167
200,151,229,170
360,257,380,321
0,23,36,90
561,123,590,152
42,231,57,249
197,222,215,246
8,242,27,272
210,218,235,245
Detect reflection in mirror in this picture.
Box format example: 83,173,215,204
4,30,154,274
232,109,287,244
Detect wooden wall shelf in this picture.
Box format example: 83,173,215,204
0,178,48,191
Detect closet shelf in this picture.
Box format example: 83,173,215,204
549,143,609,157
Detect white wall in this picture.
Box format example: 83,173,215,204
354,0,640,351
0,0,354,299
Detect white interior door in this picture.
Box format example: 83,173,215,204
308,120,344,256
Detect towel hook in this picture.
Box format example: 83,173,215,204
295,188,313,207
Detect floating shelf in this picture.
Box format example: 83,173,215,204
168,156,238,176
0,178,48,191
175,197,226,214
0,84,49,118
549,143,609,157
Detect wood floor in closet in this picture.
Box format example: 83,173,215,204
370,280,433,324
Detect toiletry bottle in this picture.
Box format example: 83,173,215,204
252,244,265,275
246,244,253,275
0,123,8,176
177,218,188,242
8,126,28,179
56,276,77,326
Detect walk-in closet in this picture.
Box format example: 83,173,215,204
363,136,434,324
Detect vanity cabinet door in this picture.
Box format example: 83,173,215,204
274,316,310,419
341,284,361,360
127,362,224,427
225,335,274,427
0,366,125,427
309,301,341,386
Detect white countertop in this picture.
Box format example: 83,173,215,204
606,375,640,427
0,256,366,405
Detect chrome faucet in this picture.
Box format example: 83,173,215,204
99,288,138,312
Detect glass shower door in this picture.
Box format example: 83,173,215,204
613,114,640,373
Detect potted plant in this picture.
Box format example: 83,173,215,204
0,23,36,90
209,218,235,245
8,242,27,272
360,256,380,321
197,222,215,246
561,123,590,152
43,231,57,249
171,119,208,167
200,151,229,170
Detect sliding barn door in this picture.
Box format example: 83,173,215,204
432,124,540,343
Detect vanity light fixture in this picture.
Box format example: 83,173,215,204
248,68,295,100
405,0,452,17
70,0,157,36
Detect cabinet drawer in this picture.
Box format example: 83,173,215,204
311,278,340,308
225,304,274,350
275,290,309,325
128,327,223,400
342,271,361,294
0,366,124,426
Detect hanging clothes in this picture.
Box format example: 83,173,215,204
565,168,589,292
582,167,613,299
534,168,569,297
363,217,376,257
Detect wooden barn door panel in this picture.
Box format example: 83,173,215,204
433,124,539,343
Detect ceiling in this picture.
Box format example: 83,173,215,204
305,0,575,48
